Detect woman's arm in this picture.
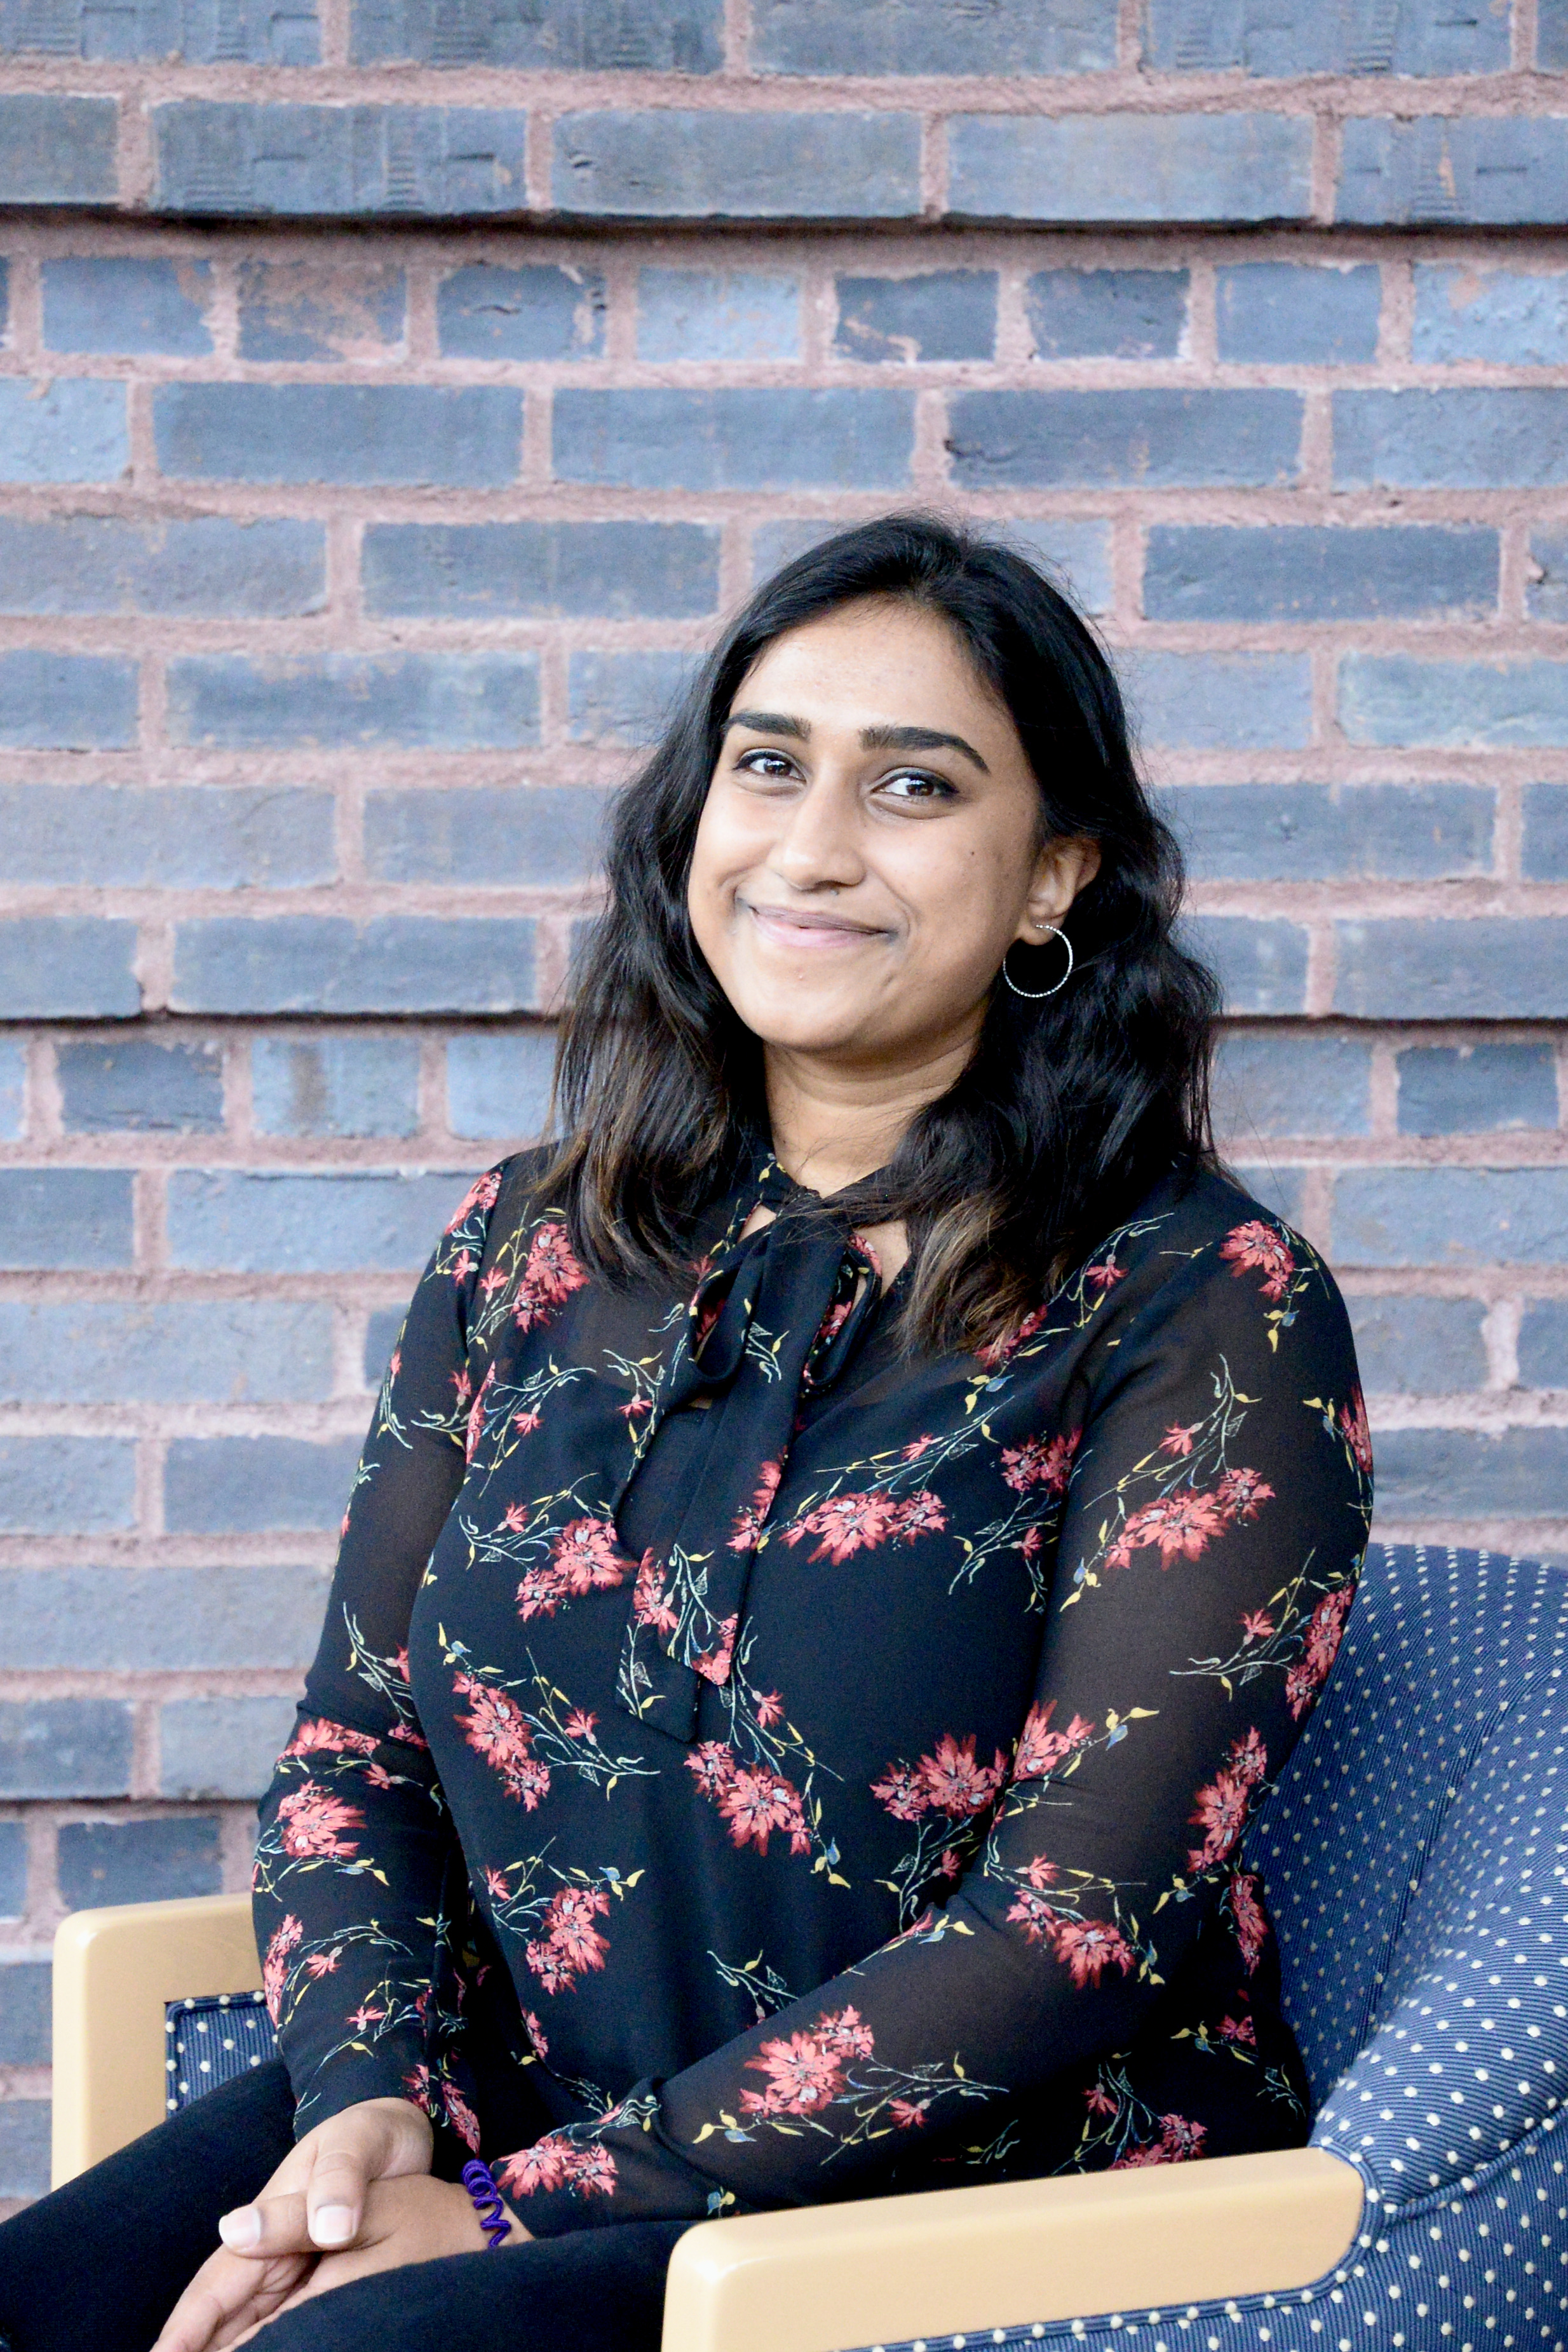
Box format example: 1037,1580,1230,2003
252,1167,506,2142
497,1217,1372,2233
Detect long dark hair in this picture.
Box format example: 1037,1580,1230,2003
545,512,1219,1357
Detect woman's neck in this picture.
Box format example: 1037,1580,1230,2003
764,1029,977,1199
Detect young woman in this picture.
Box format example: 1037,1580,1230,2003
0,516,1370,2352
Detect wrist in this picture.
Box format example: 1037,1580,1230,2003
456,2159,526,2250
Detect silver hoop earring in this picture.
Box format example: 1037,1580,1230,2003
1001,926,1074,1001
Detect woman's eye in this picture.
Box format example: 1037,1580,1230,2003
735,748,797,780
879,769,954,804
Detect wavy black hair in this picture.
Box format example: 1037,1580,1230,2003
544,512,1220,1357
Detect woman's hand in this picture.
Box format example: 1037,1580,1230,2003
152,2095,435,2352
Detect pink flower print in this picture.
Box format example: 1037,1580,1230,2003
693,1616,740,1686
1287,1584,1354,1719
1240,1608,1275,1641
262,1914,302,2022
484,1867,510,1902
619,1395,651,1421
938,1848,961,1879
1112,2142,1174,2168
1186,1731,1268,1872
564,1709,598,1741
891,2099,929,2129
464,1361,497,1463
388,1349,402,1379
445,1170,501,1234
1013,1701,1095,1782
443,2081,482,2153
1219,1219,1295,1302
480,1267,508,1298
632,1551,679,1637
889,1489,948,1543
1216,1466,1274,1522
1160,1423,1199,1457
976,1302,1051,1370
686,1741,737,1801
1158,2113,1207,2161
451,1369,473,1405
1000,1430,1079,1496
870,1761,928,1822
729,1461,784,1553
717,1764,809,1856
276,1783,364,1861
1084,1261,1125,1292
453,1672,550,1810
1106,1487,1229,1572
522,2008,548,2059
517,1518,632,1622
497,2137,566,2197
449,1250,474,1286
1219,2013,1257,2046
755,1690,785,1730
348,2003,385,2034
741,2008,872,2119
787,1490,899,1564
1338,1388,1373,1477
918,1732,1006,1818
303,1949,341,1979
525,1885,610,1992
513,1222,588,1334
504,1503,529,1533
364,1762,397,1790
283,1717,379,1760
513,1410,543,1436
1084,2082,1118,2118
902,1435,938,1461
387,1722,428,1748
1039,1913,1136,1989
567,2142,618,2198
1024,1853,1059,1889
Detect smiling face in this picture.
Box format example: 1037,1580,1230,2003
687,596,1100,1086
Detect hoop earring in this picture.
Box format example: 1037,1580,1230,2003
1001,926,1074,1001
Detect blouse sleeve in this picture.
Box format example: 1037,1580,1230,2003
252,1166,506,2138
500,1215,1372,2232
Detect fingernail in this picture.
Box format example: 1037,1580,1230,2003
218,2207,261,2250
311,2205,355,2247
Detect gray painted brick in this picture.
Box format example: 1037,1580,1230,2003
1527,534,1568,625
1025,269,1187,360
1334,1168,1568,1267
0,1564,329,1671
0,1700,131,1798
168,653,538,750
42,257,212,356
1523,782,1568,877
1374,1428,1568,1522
155,384,521,488
173,917,537,1016
1128,652,1313,750
949,113,1312,224
0,517,325,618
353,0,720,68
1348,1296,1487,1395
637,269,801,362
368,785,608,886
168,1168,478,1273
362,520,719,620
1413,266,1568,365
1340,656,1568,748
155,102,529,216
437,262,604,359
252,1034,421,1139
1164,781,1493,883
1229,1164,1306,1229
0,785,334,886
1335,390,1568,488
0,2103,49,2203
58,1039,223,1134
1518,1302,1568,1387
364,1306,405,1387
0,1821,24,1917
1545,0,1568,64
0,1040,22,1142
752,518,1112,619
0,1301,334,1405
0,95,116,203
1397,1045,1557,1136
0,259,7,341
0,652,136,748
0,379,127,483
835,272,997,363
165,1435,361,1534
0,0,318,60
947,391,1302,489
237,257,405,361
58,1818,221,1910
1340,118,1568,227
0,1438,135,1533
159,1698,301,1802
1212,1032,1372,1140
1179,916,1309,1015
0,1170,133,1269
1144,525,1497,622
0,918,139,1017
0,1960,50,2067
553,110,921,220
1146,0,1509,73
447,1030,556,1141
554,388,914,490
567,651,701,747
1215,263,1381,363
1335,919,1568,1020
752,0,1115,71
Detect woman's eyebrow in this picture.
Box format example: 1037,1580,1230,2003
725,708,809,740
860,722,989,774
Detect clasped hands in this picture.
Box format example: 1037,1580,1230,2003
152,2096,529,2351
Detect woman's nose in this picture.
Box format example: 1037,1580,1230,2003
767,778,864,889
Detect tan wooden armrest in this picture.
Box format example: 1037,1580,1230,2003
661,2145,1363,2352
51,1892,261,2188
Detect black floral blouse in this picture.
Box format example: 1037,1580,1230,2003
253,1146,1371,2234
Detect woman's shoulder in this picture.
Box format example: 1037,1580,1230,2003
1095,1161,1352,1348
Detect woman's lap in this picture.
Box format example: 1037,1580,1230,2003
0,2062,684,2352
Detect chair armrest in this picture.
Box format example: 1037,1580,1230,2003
51,1892,261,2188
660,2144,1363,2352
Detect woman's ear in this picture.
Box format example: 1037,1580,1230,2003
1018,835,1102,941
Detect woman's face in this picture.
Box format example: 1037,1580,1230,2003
687,597,1100,1074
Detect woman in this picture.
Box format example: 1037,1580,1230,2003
0,516,1370,2352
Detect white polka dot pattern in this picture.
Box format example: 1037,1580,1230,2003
857,1545,1568,2352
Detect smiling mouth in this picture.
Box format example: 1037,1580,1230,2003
740,898,887,947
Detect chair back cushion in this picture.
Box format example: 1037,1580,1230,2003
165,1989,277,2116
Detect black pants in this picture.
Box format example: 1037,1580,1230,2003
0,2062,687,2352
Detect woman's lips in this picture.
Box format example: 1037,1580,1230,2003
740,899,886,950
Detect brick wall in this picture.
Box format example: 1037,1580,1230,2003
4,0,1568,2207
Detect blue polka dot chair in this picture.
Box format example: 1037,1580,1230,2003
50,1544,1568,2352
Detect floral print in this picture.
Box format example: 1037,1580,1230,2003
254,1154,1369,2234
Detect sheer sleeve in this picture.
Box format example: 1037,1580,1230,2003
252,1168,504,2136
499,1219,1372,2231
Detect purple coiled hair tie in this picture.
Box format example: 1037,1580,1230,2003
461,2158,513,2250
